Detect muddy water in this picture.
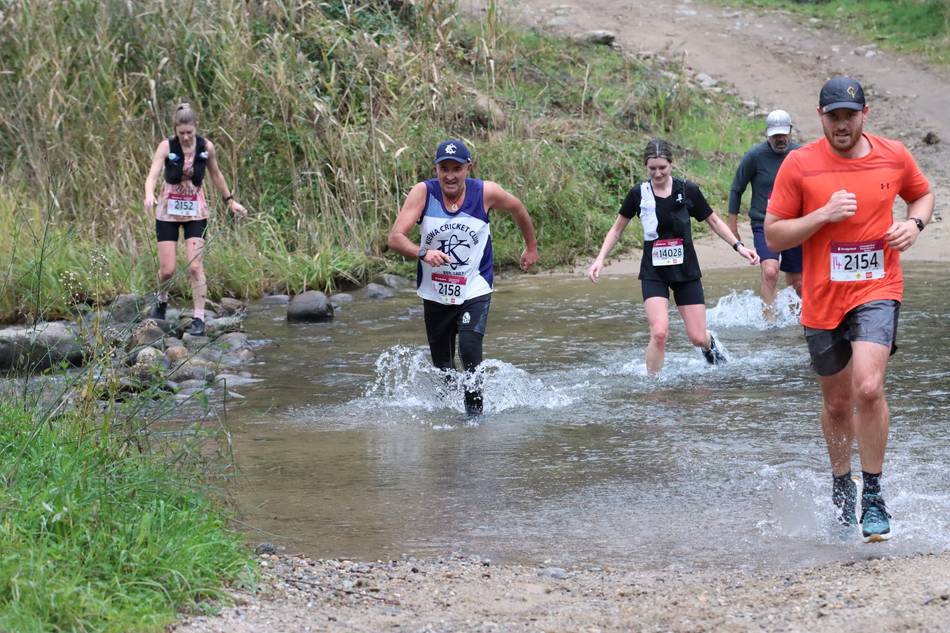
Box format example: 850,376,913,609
225,265,949,572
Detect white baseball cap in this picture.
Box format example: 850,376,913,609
766,110,792,136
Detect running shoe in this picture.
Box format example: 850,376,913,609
464,390,483,417
860,492,891,542
150,301,168,320
184,317,205,337
833,476,858,527
702,333,727,365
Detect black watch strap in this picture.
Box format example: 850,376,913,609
732,240,744,251
911,217,925,232
418,246,427,259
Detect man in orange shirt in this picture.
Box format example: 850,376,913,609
765,76,933,542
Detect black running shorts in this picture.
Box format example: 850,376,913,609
640,278,705,306
155,219,207,242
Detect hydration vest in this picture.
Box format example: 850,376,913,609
164,135,207,187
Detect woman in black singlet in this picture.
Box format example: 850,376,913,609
587,138,759,375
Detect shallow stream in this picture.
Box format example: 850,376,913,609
221,264,950,572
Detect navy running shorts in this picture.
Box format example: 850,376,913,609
752,224,802,273
641,278,705,306
804,300,900,376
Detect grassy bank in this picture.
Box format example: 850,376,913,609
0,0,761,322
709,0,950,65
0,403,251,632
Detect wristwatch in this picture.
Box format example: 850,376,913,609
418,246,428,260
732,240,744,251
911,217,925,232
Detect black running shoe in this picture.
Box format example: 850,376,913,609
702,333,727,365
150,301,168,320
833,476,858,527
184,317,205,337
464,390,483,417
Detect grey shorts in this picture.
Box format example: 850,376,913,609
804,300,900,376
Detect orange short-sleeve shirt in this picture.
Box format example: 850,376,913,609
768,134,930,329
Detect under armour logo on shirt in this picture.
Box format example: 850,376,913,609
462,312,471,324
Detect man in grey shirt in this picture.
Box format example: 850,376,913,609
728,110,802,320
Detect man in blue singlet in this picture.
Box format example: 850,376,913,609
728,110,802,321
388,139,539,415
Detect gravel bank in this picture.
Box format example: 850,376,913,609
172,550,949,632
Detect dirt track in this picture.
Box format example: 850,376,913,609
479,0,950,269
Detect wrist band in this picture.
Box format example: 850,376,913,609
223,195,234,203
732,240,744,251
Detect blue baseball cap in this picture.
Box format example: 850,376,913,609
434,139,472,164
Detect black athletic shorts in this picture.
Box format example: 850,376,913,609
640,278,705,306
804,300,900,376
155,219,207,242
423,294,491,359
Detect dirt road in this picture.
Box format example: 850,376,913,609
478,0,949,269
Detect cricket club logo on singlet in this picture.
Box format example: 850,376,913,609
438,234,471,270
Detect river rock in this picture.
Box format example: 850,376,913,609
217,332,249,352
373,273,411,290
695,73,718,89
539,567,569,580
287,291,334,322
261,294,290,306
221,349,255,366
579,29,615,46
169,358,216,383
134,346,166,367
363,283,395,300
126,320,166,351
330,293,354,305
0,321,86,372
165,345,189,363
182,333,211,350
110,294,148,322
923,131,940,145
214,372,261,388
205,315,244,336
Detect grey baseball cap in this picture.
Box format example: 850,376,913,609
819,76,866,113
765,110,792,136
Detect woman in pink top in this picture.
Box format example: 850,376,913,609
143,103,247,336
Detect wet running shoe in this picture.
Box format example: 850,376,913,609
184,317,205,337
464,390,483,417
702,333,727,365
150,301,168,320
860,492,891,542
833,476,858,527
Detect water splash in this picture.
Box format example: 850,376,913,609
362,346,577,415
707,287,801,330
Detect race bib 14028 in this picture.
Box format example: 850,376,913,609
651,238,684,267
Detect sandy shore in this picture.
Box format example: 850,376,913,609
172,550,950,632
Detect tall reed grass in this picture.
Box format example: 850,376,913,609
0,0,761,322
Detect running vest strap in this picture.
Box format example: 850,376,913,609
416,178,493,305
164,135,208,187
639,179,688,240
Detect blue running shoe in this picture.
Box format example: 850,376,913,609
860,493,891,542
833,477,857,527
